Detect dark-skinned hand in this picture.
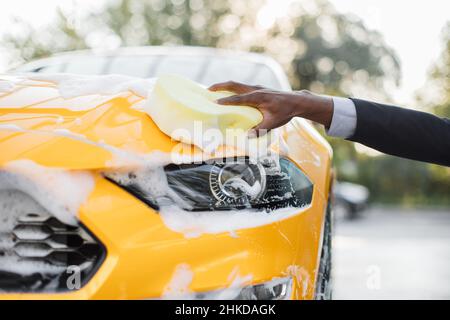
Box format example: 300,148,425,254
209,81,334,134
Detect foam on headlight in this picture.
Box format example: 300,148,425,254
107,156,313,212
105,156,313,238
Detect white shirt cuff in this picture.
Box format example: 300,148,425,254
326,97,357,138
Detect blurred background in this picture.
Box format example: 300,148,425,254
0,0,449,299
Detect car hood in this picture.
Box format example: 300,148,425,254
0,75,280,169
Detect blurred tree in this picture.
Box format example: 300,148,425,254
2,0,233,66
2,0,400,98
275,1,400,98
419,22,450,118
352,155,450,206
411,21,450,206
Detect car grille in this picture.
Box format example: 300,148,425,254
0,190,105,293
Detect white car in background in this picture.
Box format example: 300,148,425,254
14,46,291,91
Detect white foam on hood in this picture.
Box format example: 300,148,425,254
0,123,213,170
0,76,28,93
0,124,175,169
13,73,281,155
0,159,94,226
29,73,156,99
4,74,284,156
0,124,22,131
0,80,16,93
158,205,308,239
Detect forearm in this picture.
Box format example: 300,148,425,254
348,98,450,166
291,91,357,139
292,91,334,128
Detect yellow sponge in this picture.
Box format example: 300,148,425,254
145,74,263,150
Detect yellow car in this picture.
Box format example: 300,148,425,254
0,47,333,300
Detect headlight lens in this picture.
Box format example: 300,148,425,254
107,156,313,211
209,160,266,203
194,277,293,300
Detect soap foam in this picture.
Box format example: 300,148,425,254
0,80,16,93
0,124,169,169
162,263,195,300
226,179,262,199
158,205,308,239
29,73,156,99
0,160,94,226
0,124,305,238
4,74,282,155
0,123,203,169
103,151,307,239
0,190,71,277
105,161,308,239
285,265,311,299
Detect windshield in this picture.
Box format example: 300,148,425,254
16,54,285,90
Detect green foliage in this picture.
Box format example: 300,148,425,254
290,10,400,93
428,22,450,118
350,155,450,207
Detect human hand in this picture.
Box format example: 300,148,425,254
209,81,333,133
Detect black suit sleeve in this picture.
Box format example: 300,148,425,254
347,98,450,167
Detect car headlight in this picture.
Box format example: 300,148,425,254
189,277,293,300
230,277,292,300
0,189,105,293
106,156,313,211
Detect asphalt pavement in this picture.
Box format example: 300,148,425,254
333,206,450,299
